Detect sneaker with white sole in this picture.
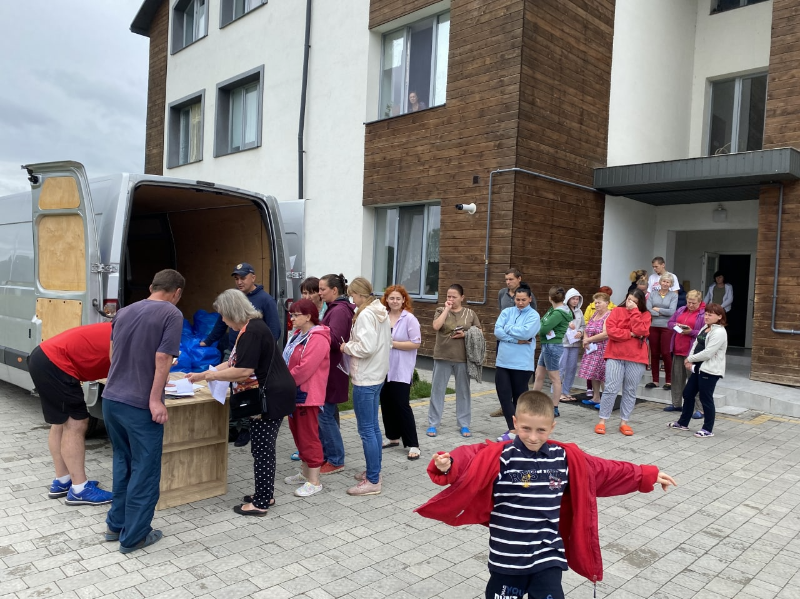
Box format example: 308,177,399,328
284,472,307,485
294,481,323,497
48,479,71,499
65,482,113,506
353,471,383,482
346,479,382,496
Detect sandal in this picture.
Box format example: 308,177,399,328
426,427,437,437
667,422,689,431
619,424,634,436
382,440,400,449
560,395,578,402
233,504,268,517
594,423,606,435
695,429,714,438
407,447,421,460
460,427,472,438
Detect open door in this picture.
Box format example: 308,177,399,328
25,161,102,342
701,252,719,294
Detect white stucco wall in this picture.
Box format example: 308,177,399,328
163,0,371,285
687,0,773,157
607,0,697,167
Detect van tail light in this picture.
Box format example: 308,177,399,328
103,299,119,317
285,299,294,332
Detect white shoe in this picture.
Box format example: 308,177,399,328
284,472,306,485
294,481,323,497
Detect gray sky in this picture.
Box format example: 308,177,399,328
0,1,149,196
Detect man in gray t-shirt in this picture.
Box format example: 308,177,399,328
102,269,184,554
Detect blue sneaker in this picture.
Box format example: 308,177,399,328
554,407,560,418
48,479,71,499
290,451,300,461
65,482,113,506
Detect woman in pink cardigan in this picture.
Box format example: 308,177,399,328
282,299,331,498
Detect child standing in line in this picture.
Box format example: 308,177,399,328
558,288,584,402
416,391,676,599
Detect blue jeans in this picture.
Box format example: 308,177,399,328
352,383,383,484
318,403,345,467
103,398,163,549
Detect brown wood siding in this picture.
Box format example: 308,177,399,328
370,0,448,29
365,0,614,363
144,1,169,176
753,0,800,386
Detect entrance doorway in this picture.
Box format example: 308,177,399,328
717,254,750,347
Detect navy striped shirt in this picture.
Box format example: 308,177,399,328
488,438,569,575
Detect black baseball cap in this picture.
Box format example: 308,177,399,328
232,262,255,276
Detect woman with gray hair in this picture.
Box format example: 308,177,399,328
645,274,678,390
187,289,282,516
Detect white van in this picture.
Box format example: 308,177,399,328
0,160,294,420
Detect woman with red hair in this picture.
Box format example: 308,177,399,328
379,286,422,460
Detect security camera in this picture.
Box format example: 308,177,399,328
455,203,477,215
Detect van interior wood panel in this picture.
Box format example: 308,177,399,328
38,177,80,210
38,214,86,291
167,205,272,321
131,184,252,215
36,298,83,342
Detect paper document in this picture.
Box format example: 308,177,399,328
545,330,556,340
207,366,228,404
584,343,598,355
565,328,581,344
165,378,194,397
673,324,685,334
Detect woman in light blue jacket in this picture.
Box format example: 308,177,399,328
493,283,541,441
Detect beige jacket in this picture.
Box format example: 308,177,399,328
343,298,392,386
686,324,727,377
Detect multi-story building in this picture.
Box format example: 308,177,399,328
131,0,800,389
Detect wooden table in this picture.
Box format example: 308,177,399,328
156,373,230,510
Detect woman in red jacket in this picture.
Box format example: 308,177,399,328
595,289,651,436
281,299,331,497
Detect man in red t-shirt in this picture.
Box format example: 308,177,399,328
28,322,114,506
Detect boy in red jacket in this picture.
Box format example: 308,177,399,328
416,391,676,599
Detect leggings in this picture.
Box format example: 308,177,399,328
495,367,533,431
250,417,282,509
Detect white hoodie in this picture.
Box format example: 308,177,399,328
562,288,586,348
343,298,392,386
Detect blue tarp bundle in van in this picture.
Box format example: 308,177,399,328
170,311,223,373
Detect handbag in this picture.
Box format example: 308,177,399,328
229,339,298,421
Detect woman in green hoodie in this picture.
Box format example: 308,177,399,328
532,286,574,417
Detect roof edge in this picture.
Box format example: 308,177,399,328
130,0,163,37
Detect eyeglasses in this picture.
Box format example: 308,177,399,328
289,313,304,319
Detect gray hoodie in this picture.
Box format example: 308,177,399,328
562,288,586,348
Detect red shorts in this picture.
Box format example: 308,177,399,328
288,405,324,468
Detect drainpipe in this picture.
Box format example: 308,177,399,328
770,182,800,334
468,167,599,305
298,0,311,199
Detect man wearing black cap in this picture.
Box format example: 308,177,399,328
201,262,281,446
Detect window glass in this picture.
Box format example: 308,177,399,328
433,14,450,108
738,75,767,152
708,80,735,155
189,102,202,162
230,88,244,151
244,84,258,146
374,208,398,291
396,206,426,295
381,30,405,118
183,4,195,47
179,106,191,165
407,18,435,113
196,0,206,39
423,205,441,296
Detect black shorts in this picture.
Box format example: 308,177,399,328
28,346,89,425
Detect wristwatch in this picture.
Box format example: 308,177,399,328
442,457,453,476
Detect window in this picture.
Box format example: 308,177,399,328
214,66,264,157
374,204,440,297
220,0,267,28
172,0,207,53
380,12,450,118
707,73,767,155
711,0,768,14
167,91,205,168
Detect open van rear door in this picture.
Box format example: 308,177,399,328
25,161,102,342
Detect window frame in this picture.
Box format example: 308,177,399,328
214,65,265,158
378,11,450,120
372,202,441,299
220,0,268,29
171,0,208,54
710,0,768,15
166,90,205,169
706,72,768,156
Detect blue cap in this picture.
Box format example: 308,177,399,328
231,262,255,276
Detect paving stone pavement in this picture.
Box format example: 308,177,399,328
1,372,800,599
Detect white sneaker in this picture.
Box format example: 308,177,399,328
284,472,306,485
294,481,323,497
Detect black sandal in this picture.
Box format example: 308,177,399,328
382,441,400,449
234,503,269,517
243,496,276,506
